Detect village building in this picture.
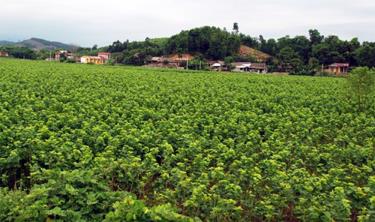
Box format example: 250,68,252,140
0,51,9,57
146,56,179,68
149,57,166,65
232,62,268,73
98,52,111,61
167,54,194,63
145,54,193,69
55,50,80,62
151,57,162,63
81,56,105,65
80,52,111,65
208,61,225,71
326,63,350,76
55,50,71,60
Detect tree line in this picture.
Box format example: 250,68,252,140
106,25,375,74
2,24,375,75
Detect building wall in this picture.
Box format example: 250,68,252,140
81,57,104,65
327,67,348,75
0,51,9,57
98,53,110,61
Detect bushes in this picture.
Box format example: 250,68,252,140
348,67,375,111
104,197,198,222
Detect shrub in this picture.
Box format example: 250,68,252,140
347,67,375,111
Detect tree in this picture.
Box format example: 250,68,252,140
166,26,241,60
36,49,52,60
355,43,375,67
308,57,321,73
239,34,259,48
277,47,302,72
309,29,324,45
348,67,375,111
233,22,239,34
224,56,235,71
3,47,37,60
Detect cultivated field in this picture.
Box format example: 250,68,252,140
0,59,374,221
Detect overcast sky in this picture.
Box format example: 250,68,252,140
1,0,375,47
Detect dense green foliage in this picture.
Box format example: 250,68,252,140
348,67,375,111
0,59,375,221
165,26,241,60
107,38,164,65
0,46,37,59
106,25,375,74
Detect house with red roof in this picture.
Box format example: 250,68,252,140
326,63,350,76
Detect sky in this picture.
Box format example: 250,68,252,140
1,0,375,47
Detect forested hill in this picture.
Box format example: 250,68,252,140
106,25,375,74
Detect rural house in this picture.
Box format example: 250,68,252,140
146,57,179,68
81,52,111,65
209,61,225,71
232,62,268,73
0,51,9,57
145,54,193,69
81,56,105,65
98,52,111,61
326,63,350,76
55,50,80,62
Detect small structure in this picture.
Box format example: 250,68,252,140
80,52,111,65
233,62,268,73
208,61,225,71
250,63,268,73
98,52,111,61
144,54,193,69
326,63,349,76
81,56,105,65
55,50,69,60
233,62,251,72
0,51,9,57
55,50,80,62
150,57,163,64
168,53,193,63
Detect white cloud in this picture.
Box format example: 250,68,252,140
0,0,374,46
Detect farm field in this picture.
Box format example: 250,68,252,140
0,58,375,221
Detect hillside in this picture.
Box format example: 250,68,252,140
17,38,78,51
0,38,79,51
149,37,169,47
0,40,15,46
238,45,271,62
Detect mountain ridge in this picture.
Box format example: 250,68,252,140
0,38,79,51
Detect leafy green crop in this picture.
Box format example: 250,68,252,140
0,59,374,221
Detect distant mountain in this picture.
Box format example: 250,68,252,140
0,40,15,45
0,38,79,51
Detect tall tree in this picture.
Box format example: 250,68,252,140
355,43,375,67
233,22,239,34
309,29,324,45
